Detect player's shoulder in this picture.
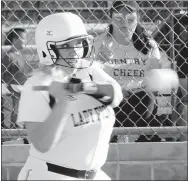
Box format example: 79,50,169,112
24,72,47,87
90,61,104,71
95,32,108,40
82,61,105,79
94,32,110,45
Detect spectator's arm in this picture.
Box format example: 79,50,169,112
158,50,171,69
2,83,11,95
9,52,25,71
148,39,161,69
94,33,111,63
93,34,102,60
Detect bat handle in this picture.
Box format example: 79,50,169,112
33,86,49,91
32,81,98,95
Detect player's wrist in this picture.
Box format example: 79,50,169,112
82,82,98,94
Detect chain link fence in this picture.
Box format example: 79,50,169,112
1,0,188,143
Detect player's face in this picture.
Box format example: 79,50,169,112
112,6,138,39
55,39,84,68
56,39,84,63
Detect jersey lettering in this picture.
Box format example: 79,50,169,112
113,69,145,77
107,58,146,78
109,58,147,65
71,105,111,127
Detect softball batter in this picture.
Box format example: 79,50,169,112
17,12,123,180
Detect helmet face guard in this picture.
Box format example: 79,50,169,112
46,35,94,69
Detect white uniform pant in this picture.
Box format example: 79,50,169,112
17,156,111,180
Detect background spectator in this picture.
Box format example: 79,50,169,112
2,28,31,84
94,1,167,142
2,28,27,129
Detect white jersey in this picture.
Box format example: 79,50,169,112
94,33,161,88
17,63,121,170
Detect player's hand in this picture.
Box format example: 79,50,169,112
64,77,84,93
49,81,68,102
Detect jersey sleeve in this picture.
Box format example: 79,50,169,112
91,63,123,108
16,76,51,127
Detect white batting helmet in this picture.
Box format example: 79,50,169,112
35,12,94,68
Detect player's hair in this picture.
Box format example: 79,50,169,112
4,28,26,45
108,1,152,55
30,64,65,78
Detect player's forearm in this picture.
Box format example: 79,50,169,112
90,81,123,108
27,101,69,153
105,81,123,107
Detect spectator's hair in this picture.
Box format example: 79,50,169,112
4,28,26,45
108,1,152,55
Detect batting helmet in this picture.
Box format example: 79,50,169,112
35,12,94,68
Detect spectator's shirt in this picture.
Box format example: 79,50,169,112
94,33,176,116
159,50,171,69
94,33,161,90
1,51,28,85
17,62,122,170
